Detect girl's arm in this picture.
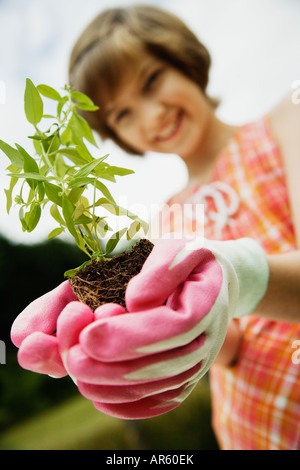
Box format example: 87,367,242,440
215,248,300,366
216,95,300,365
254,93,300,323
214,319,243,366
255,250,300,323
270,92,300,245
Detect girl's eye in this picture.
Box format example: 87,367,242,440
116,109,129,122
144,70,161,92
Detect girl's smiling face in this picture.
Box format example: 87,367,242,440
104,54,215,161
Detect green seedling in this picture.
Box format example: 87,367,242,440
0,79,148,276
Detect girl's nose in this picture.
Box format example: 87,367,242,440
140,100,165,129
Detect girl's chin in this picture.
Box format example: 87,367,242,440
165,136,200,161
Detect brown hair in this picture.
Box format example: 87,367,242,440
69,5,218,154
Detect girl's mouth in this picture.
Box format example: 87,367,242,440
156,110,184,143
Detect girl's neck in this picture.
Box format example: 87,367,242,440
186,117,238,187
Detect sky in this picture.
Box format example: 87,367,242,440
0,0,300,244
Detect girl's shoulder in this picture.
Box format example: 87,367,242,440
269,92,300,244
269,92,300,146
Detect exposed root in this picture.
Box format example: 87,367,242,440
69,238,154,311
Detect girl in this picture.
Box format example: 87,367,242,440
11,4,300,450
67,5,300,449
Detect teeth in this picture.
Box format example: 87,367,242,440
158,112,181,141
160,120,177,138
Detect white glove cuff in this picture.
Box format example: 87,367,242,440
204,238,269,318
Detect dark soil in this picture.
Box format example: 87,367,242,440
69,238,154,311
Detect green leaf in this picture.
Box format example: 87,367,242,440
57,95,68,118
74,102,99,111
62,195,79,244
79,226,97,253
75,144,94,163
72,203,85,220
15,144,39,171
32,137,44,157
60,126,72,146
24,78,43,125
71,90,97,106
92,197,118,215
94,167,116,182
95,180,116,203
48,227,64,240
92,164,135,182
55,154,68,179
64,267,79,278
5,164,21,173
19,206,28,232
44,182,63,206
14,195,24,205
134,217,148,236
72,156,107,179
37,182,45,202
37,84,62,101
4,176,18,213
94,199,135,220
67,187,85,205
96,218,112,237
127,220,141,239
26,188,35,204
25,203,41,232
8,172,49,182
105,227,127,255
74,214,93,225
47,133,60,154
64,259,92,278
69,112,98,147
67,176,96,189
28,135,43,141
92,197,148,234
57,147,90,165
50,204,66,226
3,79,145,260
100,166,135,177
0,140,24,169
71,91,99,111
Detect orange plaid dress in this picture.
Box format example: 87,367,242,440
161,115,300,449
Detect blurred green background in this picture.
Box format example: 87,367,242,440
0,234,218,450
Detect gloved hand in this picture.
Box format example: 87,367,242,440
65,236,268,419
10,281,79,378
11,236,269,419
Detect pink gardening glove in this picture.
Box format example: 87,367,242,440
11,236,268,420
58,236,268,419
10,281,78,377
55,237,240,419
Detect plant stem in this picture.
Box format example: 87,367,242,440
92,179,102,256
